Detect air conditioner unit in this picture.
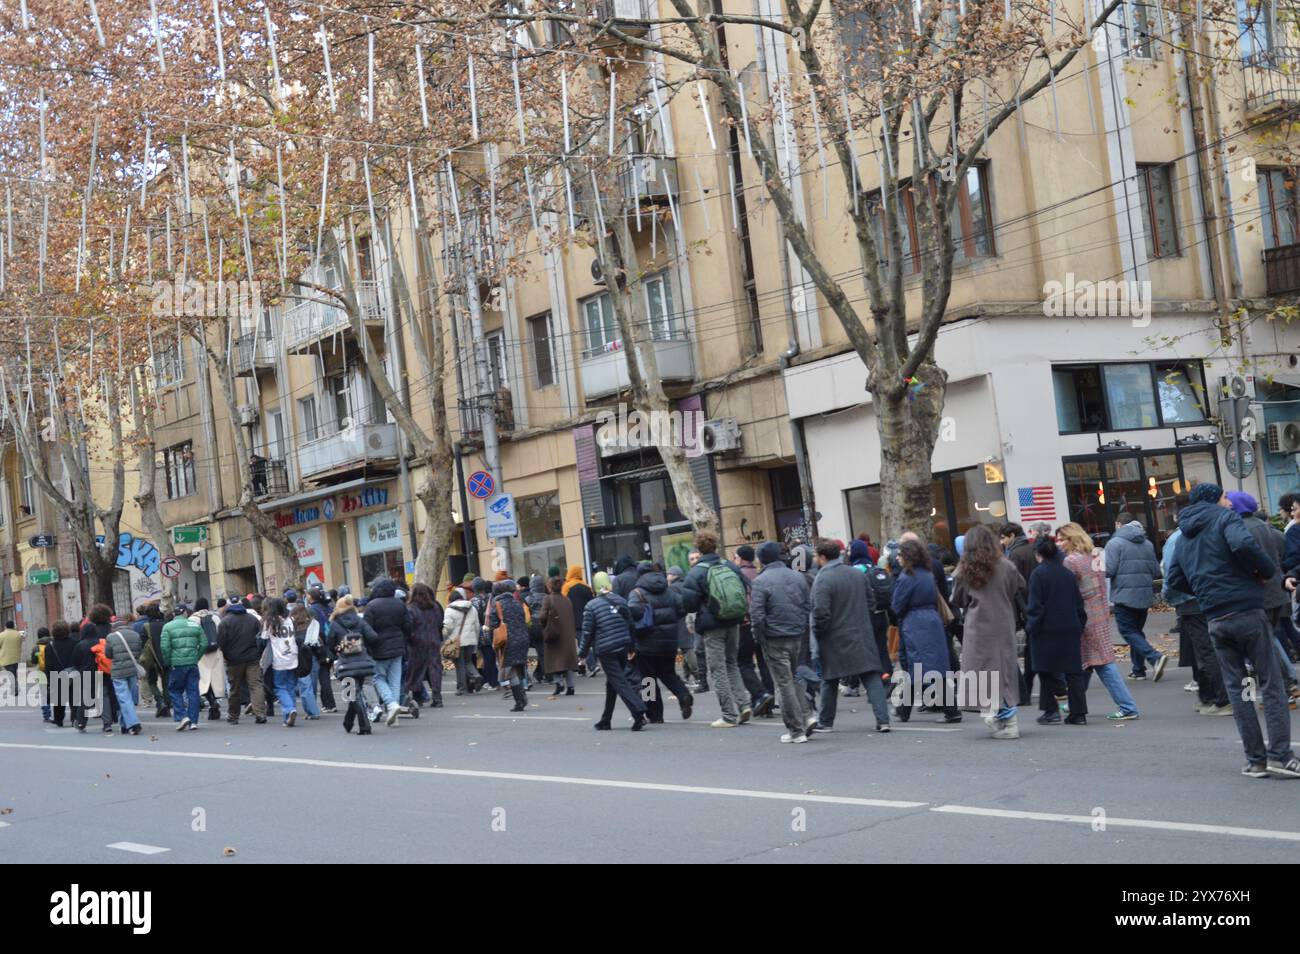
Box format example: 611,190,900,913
1268,420,1300,454
591,259,606,286
237,405,259,427
700,417,742,454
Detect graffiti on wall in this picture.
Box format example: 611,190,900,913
94,533,162,578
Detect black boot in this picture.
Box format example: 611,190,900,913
510,684,527,712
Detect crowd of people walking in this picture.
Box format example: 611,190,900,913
6,480,1300,779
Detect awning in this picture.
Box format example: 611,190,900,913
215,476,375,521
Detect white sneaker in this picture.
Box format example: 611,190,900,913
384,702,401,727
991,715,1020,740
779,732,808,743
176,717,191,732
1183,681,1198,692
710,718,738,728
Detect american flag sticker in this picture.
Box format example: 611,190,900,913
1017,486,1057,522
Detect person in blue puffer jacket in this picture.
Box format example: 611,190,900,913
579,572,647,732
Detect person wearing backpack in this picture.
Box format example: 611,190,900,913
103,615,145,736
289,603,324,721
628,562,693,722
331,595,380,735
678,530,753,728
134,603,171,719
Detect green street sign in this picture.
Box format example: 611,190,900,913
172,525,209,545
27,567,59,586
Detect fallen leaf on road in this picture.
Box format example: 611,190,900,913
222,847,237,857
149,736,159,741
0,808,13,815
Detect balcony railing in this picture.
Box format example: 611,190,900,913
590,0,650,36
232,333,276,376
298,422,398,481
1244,47,1300,117
581,330,694,400
1264,242,1300,296
283,281,387,353
251,457,290,499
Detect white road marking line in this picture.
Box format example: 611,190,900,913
7,743,1300,843
0,742,926,810
454,714,590,722
0,820,10,828
106,841,170,855
930,805,1300,843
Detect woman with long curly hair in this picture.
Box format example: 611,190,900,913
951,524,1025,738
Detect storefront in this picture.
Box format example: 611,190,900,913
505,491,568,579
846,465,1009,553
357,509,403,585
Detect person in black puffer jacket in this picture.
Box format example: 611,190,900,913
330,595,380,735
363,578,411,727
71,605,113,733
218,598,266,724
523,575,549,689
488,580,531,712
580,571,648,731
612,555,639,599
628,564,693,722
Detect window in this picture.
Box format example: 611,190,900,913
1137,163,1180,258
485,331,508,391
526,313,555,388
583,292,618,355
952,163,996,261
163,442,196,500
769,465,808,545
1238,0,1275,61
836,1,905,82
154,342,185,387
644,272,677,339
266,408,285,459
1260,168,1298,250
847,466,1007,555
505,491,568,578
327,374,351,430
19,458,34,516
298,397,319,443
867,188,919,273
338,522,351,592
1053,361,1207,433
1117,0,1158,59
1104,363,1160,429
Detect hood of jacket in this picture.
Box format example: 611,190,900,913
1176,501,1222,540
226,602,248,615
613,555,636,575
635,570,668,595
370,578,397,599
529,576,547,597
1115,521,1148,544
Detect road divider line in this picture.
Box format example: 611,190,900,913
106,841,169,854
0,742,927,810
930,804,1300,842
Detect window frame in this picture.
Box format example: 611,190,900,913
582,292,618,356
484,331,508,391
1118,0,1159,60
1136,162,1181,259
1238,0,1276,62
527,312,556,388
1260,167,1298,250
153,342,185,389
642,270,679,340
951,161,997,262
297,396,319,443
1053,360,1209,434
163,441,197,500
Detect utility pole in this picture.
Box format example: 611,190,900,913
460,224,508,576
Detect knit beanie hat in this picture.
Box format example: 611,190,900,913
1188,482,1223,506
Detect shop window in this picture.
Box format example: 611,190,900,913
1104,363,1160,430
1053,365,1107,433
846,466,1006,556
1053,361,1207,433
1154,362,1207,424
506,492,568,579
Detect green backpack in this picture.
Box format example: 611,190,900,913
706,561,748,622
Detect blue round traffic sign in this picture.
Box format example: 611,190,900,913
467,470,495,499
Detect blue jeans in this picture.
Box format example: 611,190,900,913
1274,638,1297,685
273,669,300,721
297,666,321,717
112,676,140,730
1113,605,1161,674
168,665,201,723
372,657,402,706
1088,662,1139,716
996,706,1017,720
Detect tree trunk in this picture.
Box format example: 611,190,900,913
875,359,947,543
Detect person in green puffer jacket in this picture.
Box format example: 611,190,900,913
161,610,207,731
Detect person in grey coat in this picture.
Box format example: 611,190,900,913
104,617,145,735
809,540,890,733
750,541,814,743
1103,514,1167,680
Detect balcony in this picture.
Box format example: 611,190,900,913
590,0,650,39
298,421,398,483
1244,47,1300,119
283,281,387,354
232,333,276,376
581,332,694,400
1264,242,1300,296
617,154,678,205
251,457,290,499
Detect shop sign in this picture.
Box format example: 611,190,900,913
357,509,402,556
294,527,323,567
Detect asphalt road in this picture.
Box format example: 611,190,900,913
0,626,1296,863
